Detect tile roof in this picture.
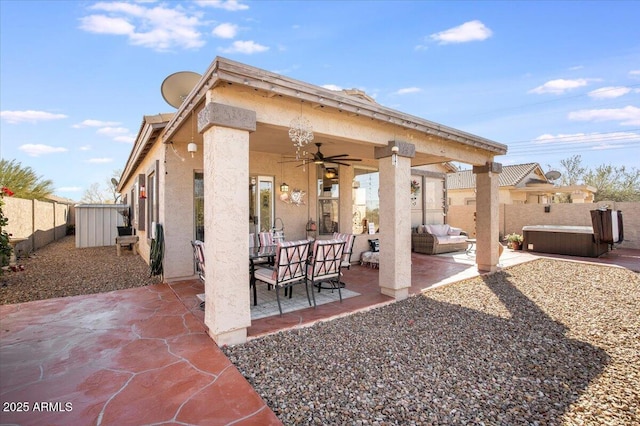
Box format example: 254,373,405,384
447,163,545,189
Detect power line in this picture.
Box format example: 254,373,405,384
506,129,640,146
507,141,640,156
466,83,640,118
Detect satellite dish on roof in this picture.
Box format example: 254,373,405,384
161,71,202,108
545,170,562,181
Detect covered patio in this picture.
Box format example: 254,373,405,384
118,57,508,345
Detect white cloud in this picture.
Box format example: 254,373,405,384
97,126,130,136
629,70,640,77
195,0,249,12
220,40,268,54
1,110,68,124
395,87,422,95
87,157,114,164
430,20,492,44
113,135,135,143
528,78,593,95
568,106,640,126
19,144,68,157
195,0,249,11
79,145,92,151
79,2,205,51
588,86,632,99
322,84,343,91
72,119,121,128
79,15,135,35
212,23,238,39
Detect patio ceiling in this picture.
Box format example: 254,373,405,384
170,112,484,168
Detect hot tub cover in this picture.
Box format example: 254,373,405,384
522,225,594,234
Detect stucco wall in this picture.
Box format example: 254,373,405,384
120,140,168,273
448,201,639,249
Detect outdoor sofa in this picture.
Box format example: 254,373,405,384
412,224,468,255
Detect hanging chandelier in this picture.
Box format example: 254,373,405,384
288,115,314,159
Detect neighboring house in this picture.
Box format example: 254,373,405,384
117,57,507,344
447,163,596,205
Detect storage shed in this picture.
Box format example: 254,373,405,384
75,204,129,248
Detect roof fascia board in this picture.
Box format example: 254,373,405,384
119,120,165,191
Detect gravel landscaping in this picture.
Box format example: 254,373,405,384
224,259,640,425
0,235,160,304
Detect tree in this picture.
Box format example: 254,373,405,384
559,155,587,186
551,155,640,202
0,159,54,200
584,165,640,202
81,169,123,204
81,183,108,204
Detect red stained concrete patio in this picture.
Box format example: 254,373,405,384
1,247,637,425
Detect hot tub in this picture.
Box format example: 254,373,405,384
522,225,609,258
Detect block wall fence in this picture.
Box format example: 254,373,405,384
2,197,75,257
447,201,639,250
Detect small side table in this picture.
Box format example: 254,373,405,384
116,235,139,256
465,238,476,255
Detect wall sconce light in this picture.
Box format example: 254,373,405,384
139,184,147,199
187,142,197,158
391,145,399,167
250,177,256,186
280,182,289,193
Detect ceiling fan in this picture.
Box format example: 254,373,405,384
282,143,362,167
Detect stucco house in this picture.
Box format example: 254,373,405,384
117,57,507,344
447,162,596,205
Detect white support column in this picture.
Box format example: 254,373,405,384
199,102,256,345
375,141,415,300
473,162,502,273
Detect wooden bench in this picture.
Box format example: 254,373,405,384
116,235,139,256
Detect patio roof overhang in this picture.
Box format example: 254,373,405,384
160,57,508,167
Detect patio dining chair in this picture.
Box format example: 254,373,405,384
250,233,272,267
333,232,356,287
308,239,346,301
191,240,205,283
191,240,206,310
253,240,311,316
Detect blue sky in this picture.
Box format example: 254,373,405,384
1,0,639,199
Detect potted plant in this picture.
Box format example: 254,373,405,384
505,233,524,250
117,207,133,236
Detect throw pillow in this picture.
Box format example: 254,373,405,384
368,239,380,252
429,224,450,237
447,228,462,236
